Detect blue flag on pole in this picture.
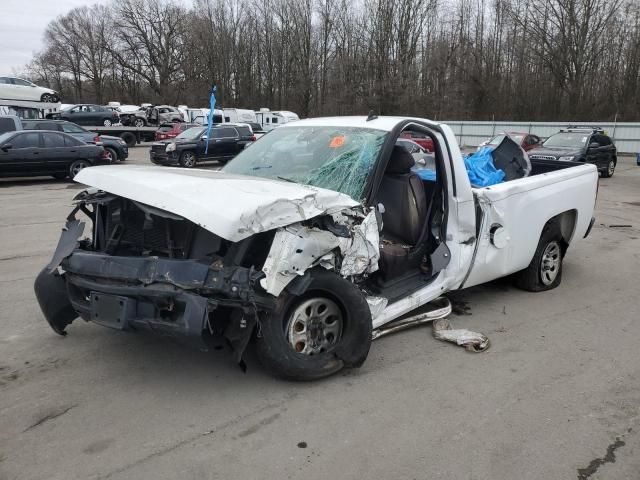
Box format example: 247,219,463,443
204,85,217,155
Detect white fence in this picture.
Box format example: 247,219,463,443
443,121,640,154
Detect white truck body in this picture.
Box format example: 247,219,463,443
37,115,598,379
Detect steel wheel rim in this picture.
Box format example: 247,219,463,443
286,297,343,355
71,162,87,177
608,160,615,175
540,241,561,285
183,153,195,167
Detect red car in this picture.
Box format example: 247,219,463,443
155,122,198,141
479,132,543,151
400,131,435,152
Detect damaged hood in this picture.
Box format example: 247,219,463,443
74,165,359,241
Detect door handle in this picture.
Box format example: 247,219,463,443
33,152,39,155
70,150,76,153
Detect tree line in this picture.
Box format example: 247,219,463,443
25,0,640,121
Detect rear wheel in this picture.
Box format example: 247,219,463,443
103,119,113,127
601,158,616,178
120,132,136,147
179,151,197,168
133,118,146,127
69,159,90,179
514,222,564,291
255,269,372,380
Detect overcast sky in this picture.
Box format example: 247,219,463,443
0,0,109,75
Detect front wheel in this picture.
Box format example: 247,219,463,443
601,159,616,178
514,222,564,291
103,119,113,127
179,151,197,168
69,159,90,179
255,269,372,380
41,93,56,103
104,147,118,163
133,118,146,127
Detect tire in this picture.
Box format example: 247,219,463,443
69,159,90,179
133,118,146,127
51,173,67,180
104,147,118,163
255,269,372,381
103,119,113,127
179,151,197,168
601,158,616,178
514,222,564,292
120,132,136,147
41,93,56,103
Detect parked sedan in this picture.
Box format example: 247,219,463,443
150,124,255,167
0,76,59,103
479,132,542,151
400,130,435,152
0,130,109,179
57,104,120,126
22,119,128,162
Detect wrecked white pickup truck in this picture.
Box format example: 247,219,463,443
35,116,598,380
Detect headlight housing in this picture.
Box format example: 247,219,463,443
558,156,575,161
165,143,176,152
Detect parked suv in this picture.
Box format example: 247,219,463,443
529,126,617,177
56,104,120,127
22,119,128,162
155,122,198,141
150,124,255,167
121,105,183,127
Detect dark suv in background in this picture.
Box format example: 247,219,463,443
22,119,128,162
150,124,255,167
529,126,617,177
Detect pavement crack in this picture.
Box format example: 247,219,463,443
97,398,292,479
577,429,631,480
23,404,78,432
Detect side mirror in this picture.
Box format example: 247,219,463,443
1,144,13,152
589,142,600,149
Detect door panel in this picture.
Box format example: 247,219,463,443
42,132,73,173
0,132,43,175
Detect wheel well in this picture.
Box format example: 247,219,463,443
545,210,577,254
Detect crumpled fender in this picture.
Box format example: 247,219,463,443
34,268,77,335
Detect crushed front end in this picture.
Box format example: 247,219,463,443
34,188,380,368
34,189,274,363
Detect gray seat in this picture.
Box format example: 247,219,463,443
377,145,430,280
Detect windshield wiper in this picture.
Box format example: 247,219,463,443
251,165,272,171
277,176,297,183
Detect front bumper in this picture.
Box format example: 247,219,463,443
36,250,269,350
150,150,179,165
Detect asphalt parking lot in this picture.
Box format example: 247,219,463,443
1,148,639,480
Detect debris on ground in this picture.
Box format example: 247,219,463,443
432,318,490,353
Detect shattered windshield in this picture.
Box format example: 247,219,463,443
543,132,587,148
223,126,387,200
